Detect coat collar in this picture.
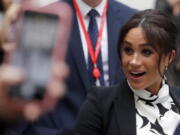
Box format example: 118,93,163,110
64,0,91,89
107,0,123,85
113,81,180,135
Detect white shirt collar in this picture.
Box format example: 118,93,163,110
127,79,170,104
76,0,106,18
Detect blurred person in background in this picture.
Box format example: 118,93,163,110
155,0,180,16
0,2,69,135
0,0,13,64
167,0,180,16
6,0,138,135
155,0,180,86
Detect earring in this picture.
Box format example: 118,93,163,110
163,65,168,82
165,65,168,71
163,74,167,81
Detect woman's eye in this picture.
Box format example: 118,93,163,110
123,47,133,55
142,49,153,56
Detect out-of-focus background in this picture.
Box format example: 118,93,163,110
39,0,154,10
38,0,156,10
119,0,156,10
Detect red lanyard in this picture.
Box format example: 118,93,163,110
73,0,108,79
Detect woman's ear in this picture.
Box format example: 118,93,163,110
167,50,176,65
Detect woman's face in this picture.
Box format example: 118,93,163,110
121,27,171,94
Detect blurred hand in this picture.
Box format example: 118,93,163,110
0,42,69,121
0,1,70,122
0,61,69,121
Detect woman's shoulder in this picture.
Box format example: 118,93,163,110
169,85,180,94
87,81,129,107
88,84,120,101
169,85,180,104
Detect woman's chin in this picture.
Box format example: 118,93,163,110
128,81,144,90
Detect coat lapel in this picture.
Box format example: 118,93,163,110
67,0,91,90
114,83,180,135
107,1,124,85
114,81,136,135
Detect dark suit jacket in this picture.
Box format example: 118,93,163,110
6,1,137,135
75,80,180,135
174,123,180,135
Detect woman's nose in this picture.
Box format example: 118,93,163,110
129,53,141,66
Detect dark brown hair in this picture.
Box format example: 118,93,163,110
118,9,178,75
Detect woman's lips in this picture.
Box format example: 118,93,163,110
129,71,146,80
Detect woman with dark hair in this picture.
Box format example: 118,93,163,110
74,9,180,135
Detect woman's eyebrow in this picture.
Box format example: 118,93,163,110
123,40,131,46
123,40,151,47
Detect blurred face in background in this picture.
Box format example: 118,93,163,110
167,0,180,16
121,27,172,95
